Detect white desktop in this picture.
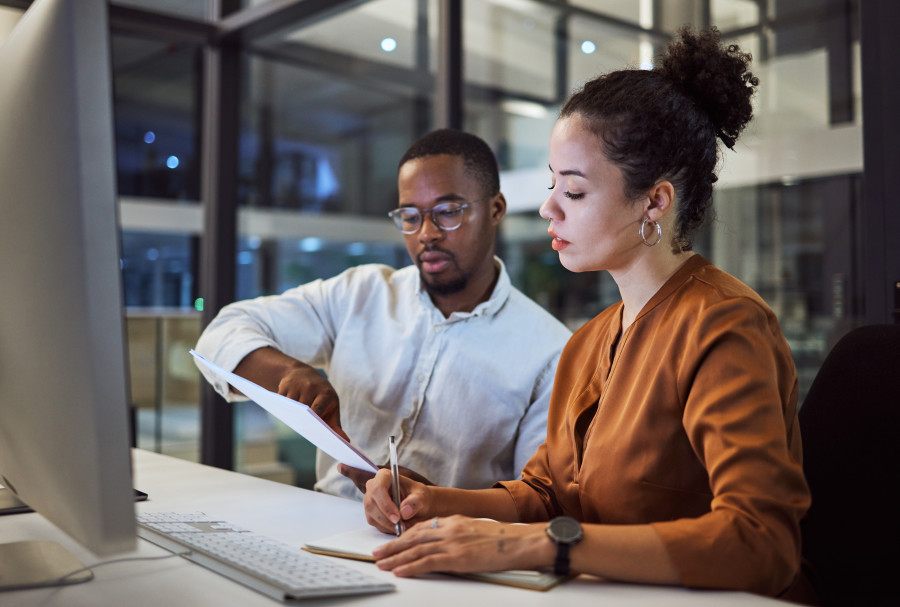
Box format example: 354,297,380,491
0,449,792,607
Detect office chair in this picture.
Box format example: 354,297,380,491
798,324,900,606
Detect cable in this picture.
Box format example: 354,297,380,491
53,549,193,585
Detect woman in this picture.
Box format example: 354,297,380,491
363,26,810,598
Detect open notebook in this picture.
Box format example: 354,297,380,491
303,526,570,591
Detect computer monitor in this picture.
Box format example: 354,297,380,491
0,0,136,590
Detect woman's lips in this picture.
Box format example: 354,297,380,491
548,229,570,251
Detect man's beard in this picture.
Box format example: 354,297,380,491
421,272,468,297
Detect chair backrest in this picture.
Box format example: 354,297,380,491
798,324,900,606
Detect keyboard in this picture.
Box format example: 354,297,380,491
136,511,395,601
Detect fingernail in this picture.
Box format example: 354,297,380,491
389,513,399,524
400,504,413,518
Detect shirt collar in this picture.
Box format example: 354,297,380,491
416,256,510,322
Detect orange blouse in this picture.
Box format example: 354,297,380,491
498,255,810,596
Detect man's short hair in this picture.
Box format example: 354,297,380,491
399,129,500,199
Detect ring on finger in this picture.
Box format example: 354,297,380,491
431,516,439,529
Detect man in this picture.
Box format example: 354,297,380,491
195,129,571,500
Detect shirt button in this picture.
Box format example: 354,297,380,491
433,326,443,333
417,375,425,383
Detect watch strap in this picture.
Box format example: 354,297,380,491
554,541,571,576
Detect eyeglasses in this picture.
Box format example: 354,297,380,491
387,200,482,234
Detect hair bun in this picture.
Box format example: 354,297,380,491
655,26,758,148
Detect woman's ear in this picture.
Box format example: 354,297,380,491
645,180,675,221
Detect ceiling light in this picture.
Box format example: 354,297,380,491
501,100,549,119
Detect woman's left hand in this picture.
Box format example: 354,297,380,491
371,515,551,577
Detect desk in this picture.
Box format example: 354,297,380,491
0,450,790,606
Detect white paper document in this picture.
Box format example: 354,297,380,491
190,350,377,473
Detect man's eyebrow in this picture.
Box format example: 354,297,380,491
399,193,465,207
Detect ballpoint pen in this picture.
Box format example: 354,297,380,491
388,435,402,536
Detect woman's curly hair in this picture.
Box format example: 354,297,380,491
560,26,758,251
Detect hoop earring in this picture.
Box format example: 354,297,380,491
639,218,662,247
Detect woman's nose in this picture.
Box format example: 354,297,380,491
538,196,556,221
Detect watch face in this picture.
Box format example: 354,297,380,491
548,516,583,544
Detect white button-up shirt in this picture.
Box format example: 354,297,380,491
195,259,571,500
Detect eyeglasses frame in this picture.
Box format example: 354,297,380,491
387,198,488,234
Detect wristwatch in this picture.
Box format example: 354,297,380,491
545,516,583,576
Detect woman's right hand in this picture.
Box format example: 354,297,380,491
364,469,432,534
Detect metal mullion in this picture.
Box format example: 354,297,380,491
860,0,900,324
107,3,216,45
198,1,241,470
217,0,368,44
530,0,671,40
435,0,462,130
554,13,568,104
825,0,854,125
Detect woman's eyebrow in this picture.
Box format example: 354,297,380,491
548,164,586,178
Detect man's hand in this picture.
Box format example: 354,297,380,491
338,463,433,495
234,347,348,441
275,364,346,440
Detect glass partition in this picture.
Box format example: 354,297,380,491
109,0,864,486
112,0,207,20
461,0,862,401
112,34,201,201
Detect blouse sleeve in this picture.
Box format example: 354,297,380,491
650,297,810,596
494,441,559,522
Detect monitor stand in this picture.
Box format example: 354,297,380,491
0,486,32,515
0,540,93,590
0,488,93,590
0,486,148,516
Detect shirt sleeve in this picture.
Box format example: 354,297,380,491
193,271,353,400
511,349,563,477
650,297,809,596
496,347,576,522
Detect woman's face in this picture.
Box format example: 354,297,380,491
539,114,645,274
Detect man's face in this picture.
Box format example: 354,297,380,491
396,154,503,300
